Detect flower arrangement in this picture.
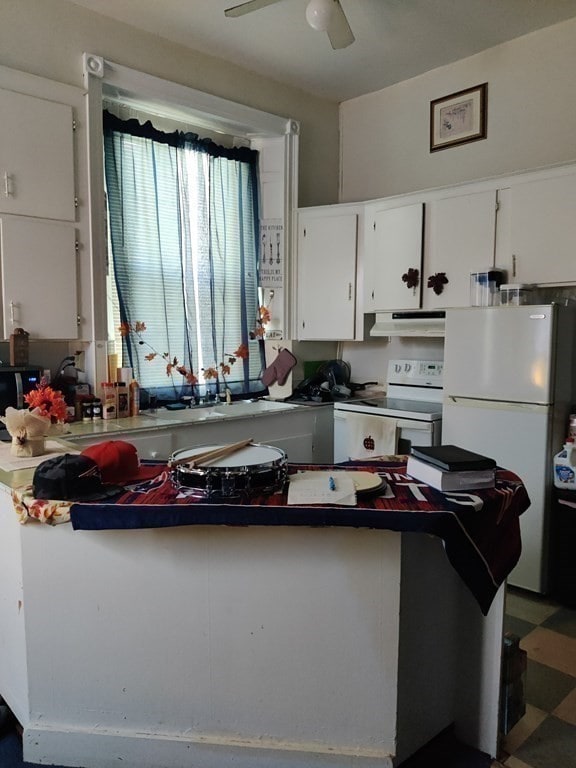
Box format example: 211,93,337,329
0,379,68,458
24,379,68,424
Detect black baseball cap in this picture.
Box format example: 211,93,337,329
33,454,124,502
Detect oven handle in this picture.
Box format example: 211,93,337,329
334,412,436,431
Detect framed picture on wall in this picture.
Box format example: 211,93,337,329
430,83,487,152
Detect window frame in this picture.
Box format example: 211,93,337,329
82,54,299,389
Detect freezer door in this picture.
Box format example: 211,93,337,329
444,305,556,404
443,397,551,593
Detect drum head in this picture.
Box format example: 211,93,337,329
171,443,285,469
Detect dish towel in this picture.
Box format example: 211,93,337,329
346,413,398,460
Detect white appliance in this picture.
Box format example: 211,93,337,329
333,359,443,462
442,303,576,594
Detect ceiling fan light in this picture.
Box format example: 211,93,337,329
305,0,334,32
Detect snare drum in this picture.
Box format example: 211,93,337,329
169,443,288,499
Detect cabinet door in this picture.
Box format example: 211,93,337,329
297,212,357,340
70,431,174,461
0,88,75,222
0,216,78,339
367,203,423,311
503,173,576,284
423,190,497,309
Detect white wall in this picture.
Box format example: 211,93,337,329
0,0,340,209
340,17,576,202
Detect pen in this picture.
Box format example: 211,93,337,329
328,475,336,491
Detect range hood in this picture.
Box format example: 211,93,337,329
370,310,446,338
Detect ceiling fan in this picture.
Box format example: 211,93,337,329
224,0,355,50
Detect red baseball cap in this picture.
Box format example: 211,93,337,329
81,440,164,485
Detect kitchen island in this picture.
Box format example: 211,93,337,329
0,456,529,768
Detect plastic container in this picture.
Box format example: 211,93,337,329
499,284,535,306
470,269,506,306
553,438,576,489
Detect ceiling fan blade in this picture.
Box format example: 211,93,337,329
224,0,283,18
326,0,355,49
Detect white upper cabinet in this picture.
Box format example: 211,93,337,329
296,209,358,340
364,203,423,312
422,190,497,309
0,216,78,339
0,87,75,222
496,171,576,285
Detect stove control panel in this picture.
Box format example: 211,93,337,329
387,359,444,388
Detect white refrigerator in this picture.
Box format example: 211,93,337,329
442,303,576,593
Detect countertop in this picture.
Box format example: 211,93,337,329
0,400,328,491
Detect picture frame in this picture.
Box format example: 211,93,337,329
430,83,487,152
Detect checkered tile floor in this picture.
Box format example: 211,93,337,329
496,587,576,768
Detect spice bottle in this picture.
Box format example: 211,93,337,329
129,379,140,416
101,382,117,420
116,381,129,418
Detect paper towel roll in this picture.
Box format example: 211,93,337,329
117,367,133,384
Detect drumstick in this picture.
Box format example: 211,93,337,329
169,439,254,468
187,439,254,467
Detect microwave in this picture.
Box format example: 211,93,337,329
0,366,43,416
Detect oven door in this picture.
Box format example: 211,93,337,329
334,412,441,462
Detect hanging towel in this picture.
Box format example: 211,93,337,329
346,413,398,460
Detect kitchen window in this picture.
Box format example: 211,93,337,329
83,55,298,397
104,110,265,401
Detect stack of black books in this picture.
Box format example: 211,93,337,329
406,444,497,491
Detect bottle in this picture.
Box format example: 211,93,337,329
129,379,140,416
115,381,129,418
92,397,102,420
81,398,93,422
553,438,576,490
101,382,117,420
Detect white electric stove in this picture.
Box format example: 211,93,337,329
333,359,443,461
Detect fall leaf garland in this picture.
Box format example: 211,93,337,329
119,322,251,385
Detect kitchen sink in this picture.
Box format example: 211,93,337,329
139,399,299,423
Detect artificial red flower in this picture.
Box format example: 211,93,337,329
24,381,68,424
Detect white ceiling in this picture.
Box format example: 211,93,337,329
67,0,576,102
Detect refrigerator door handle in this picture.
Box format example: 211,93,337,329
443,396,551,414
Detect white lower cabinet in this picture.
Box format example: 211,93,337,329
0,215,78,339
171,407,333,464
65,407,334,465
67,429,174,460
